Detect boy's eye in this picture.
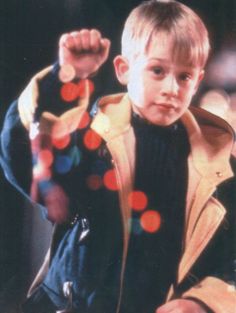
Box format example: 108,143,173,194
152,67,164,75
179,73,191,81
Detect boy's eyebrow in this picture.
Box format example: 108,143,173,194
148,57,168,62
146,58,173,67
147,58,197,70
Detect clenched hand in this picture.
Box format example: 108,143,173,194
59,29,111,79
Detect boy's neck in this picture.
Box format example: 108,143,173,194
131,109,179,131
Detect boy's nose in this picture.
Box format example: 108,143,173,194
160,75,179,97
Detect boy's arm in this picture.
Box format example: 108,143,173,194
19,29,110,130
0,100,32,194
1,29,110,222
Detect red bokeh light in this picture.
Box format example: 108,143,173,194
52,134,71,150
44,185,69,223
140,210,161,233
83,129,102,150
38,149,54,168
103,169,119,191
128,190,148,211
86,175,103,190
60,82,79,102
31,134,52,153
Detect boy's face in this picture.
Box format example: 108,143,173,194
116,32,204,126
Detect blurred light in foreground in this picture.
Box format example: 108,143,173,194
54,155,73,174
38,179,54,196
31,134,52,154
103,169,119,191
83,129,102,150
60,79,95,103
86,174,103,190
59,64,76,83
44,184,69,223
61,82,79,102
199,89,230,120
206,49,236,89
33,163,51,181
38,149,54,168
140,210,161,233
128,190,148,211
52,134,71,149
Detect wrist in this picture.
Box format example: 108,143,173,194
59,58,100,81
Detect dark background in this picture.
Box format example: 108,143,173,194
0,0,236,311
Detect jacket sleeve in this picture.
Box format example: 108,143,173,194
0,100,32,195
0,64,62,195
0,64,89,221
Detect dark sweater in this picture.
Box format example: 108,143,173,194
120,113,190,313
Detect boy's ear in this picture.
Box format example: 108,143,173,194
194,69,205,93
113,55,130,85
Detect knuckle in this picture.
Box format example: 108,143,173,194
80,29,89,36
59,33,67,41
91,29,101,37
64,34,73,45
70,31,79,36
70,31,80,40
60,33,71,44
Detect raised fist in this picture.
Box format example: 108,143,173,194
59,29,111,79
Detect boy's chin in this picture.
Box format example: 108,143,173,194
132,104,182,126
139,113,180,127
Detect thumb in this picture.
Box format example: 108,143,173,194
100,38,111,63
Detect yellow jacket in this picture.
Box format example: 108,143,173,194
18,68,236,313
90,93,236,313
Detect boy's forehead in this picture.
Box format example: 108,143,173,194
146,33,172,54
121,1,210,69
142,31,201,68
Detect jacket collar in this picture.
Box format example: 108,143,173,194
91,92,234,184
181,106,234,184
91,93,132,141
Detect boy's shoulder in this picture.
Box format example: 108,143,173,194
181,106,234,180
189,105,235,140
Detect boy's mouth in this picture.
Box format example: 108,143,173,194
154,102,176,110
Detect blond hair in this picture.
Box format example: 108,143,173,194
121,0,210,68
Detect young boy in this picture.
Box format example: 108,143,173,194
1,1,236,312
